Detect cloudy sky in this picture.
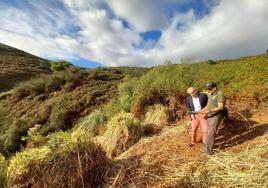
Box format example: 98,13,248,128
0,0,267,67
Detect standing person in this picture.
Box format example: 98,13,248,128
186,87,208,147
199,82,226,155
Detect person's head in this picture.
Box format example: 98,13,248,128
187,87,198,97
205,82,217,94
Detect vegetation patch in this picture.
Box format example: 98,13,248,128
190,135,268,187
0,154,8,188
97,112,142,158
7,132,108,188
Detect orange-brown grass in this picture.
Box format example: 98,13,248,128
105,121,203,188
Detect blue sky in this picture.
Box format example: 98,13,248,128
0,0,268,67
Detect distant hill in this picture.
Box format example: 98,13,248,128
0,43,51,92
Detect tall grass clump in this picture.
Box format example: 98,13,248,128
98,112,142,158
190,135,268,187
144,104,168,126
118,77,139,112
77,110,108,136
3,117,32,155
8,130,108,188
0,154,8,188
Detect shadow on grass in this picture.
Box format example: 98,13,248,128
215,117,267,150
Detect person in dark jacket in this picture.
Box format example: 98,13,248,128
186,87,208,147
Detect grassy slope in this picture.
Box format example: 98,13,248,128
0,43,51,92
0,53,267,187
131,54,268,107
0,67,148,155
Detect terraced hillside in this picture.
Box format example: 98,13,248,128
0,43,51,92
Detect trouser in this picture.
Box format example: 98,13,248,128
205,113,223,155
191,113,207,144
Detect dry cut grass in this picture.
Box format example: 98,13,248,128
190,134,268,188
97,112,143,158
7,131,109,188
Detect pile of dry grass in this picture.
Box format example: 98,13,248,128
144,104,168,126
97,112,143,158
105,123,199,188
190,134,268,187
8,133,109,188
109,150,195,188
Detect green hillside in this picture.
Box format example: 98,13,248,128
0,43,51,92
0,52,267,188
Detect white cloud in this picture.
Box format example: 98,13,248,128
0,0,267,67
157,0,268,62
106,0,189,31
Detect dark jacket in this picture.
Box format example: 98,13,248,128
186,92,208,115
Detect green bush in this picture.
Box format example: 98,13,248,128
8,146,51,181
21,124,47,148
102,99,121,119
13,71,81,99
4,118,31,155
78,110,107,136
46,131,72,151
50,60,71,71
118,77,138,112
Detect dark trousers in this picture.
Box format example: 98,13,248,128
205,113,223,155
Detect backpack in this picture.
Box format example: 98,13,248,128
222,107,229,120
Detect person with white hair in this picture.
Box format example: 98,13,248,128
186,87,208,147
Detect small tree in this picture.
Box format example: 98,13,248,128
208,59,216,65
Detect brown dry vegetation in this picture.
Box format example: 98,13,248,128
0,68,126,155
0,43,51,92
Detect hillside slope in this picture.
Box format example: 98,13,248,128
0,43,51,92
0,53,267,188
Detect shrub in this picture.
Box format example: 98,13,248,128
21,124,47,148
102,99,121,119
4,118,31,155
130,64,200,113
118,77,138,112
207,59,216,64
13,70,81,99
50,60,71,71
46,131,73,152
77,110,107,136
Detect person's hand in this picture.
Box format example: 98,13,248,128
190,114,195,120
198,110,209,114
